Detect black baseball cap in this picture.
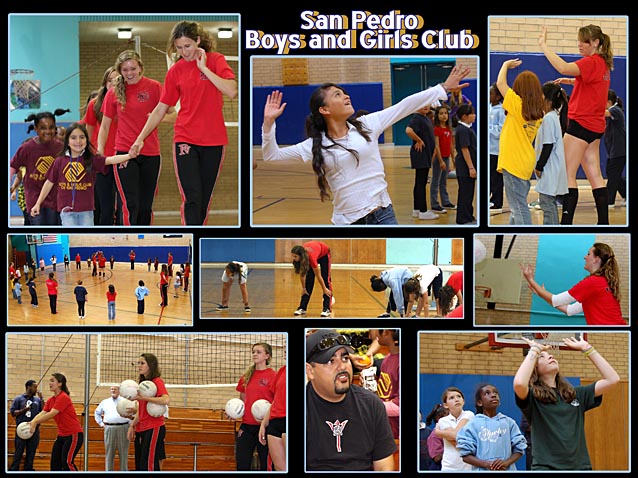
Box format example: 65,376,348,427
306,329,354,363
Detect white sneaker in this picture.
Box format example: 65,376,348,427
608,204,615,209
320,309,331,317
412,209,419,217
418,210,439,220
293,308,306,316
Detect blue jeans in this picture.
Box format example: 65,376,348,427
60,210,94,226
503,170,532,225
430,156,451,208
351,204,398,225
29,207,59,226
539,193,559,225
108,301,116,320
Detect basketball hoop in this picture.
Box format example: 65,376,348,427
10,68,39,110
475,285,492,299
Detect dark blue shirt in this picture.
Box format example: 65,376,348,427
10,393,43,426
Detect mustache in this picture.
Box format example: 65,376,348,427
335,371,351,381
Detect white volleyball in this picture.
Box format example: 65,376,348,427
474,239,487,264
17,421,34,440
119,380,139,400
116,398,137,418
138,380,157,397
146,402,167,417
251,399,271,422
225,398,245,419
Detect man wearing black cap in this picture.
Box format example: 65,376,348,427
305,329,397,471
9,379,43,471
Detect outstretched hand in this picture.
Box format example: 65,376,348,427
538,26,548,48
441,65,471,93
263,90,287,125
520,336,551,352
562,336,590,352
519,263,534,281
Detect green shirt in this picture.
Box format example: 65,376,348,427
516,381,601,470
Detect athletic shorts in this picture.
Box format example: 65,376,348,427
427,268,444,299
266,417,286,438
221,270,247,285
566,119,604,144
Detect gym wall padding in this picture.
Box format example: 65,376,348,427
420,372,580,471
529,234,594,326
200,239,276,263
70,246,190,264
489,52,627,179
252,83,384,146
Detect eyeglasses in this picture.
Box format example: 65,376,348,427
309,334,350,358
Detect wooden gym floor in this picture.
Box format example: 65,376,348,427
8,263,192,327
253,145,626,226
252,145,474,226
200,265,445,319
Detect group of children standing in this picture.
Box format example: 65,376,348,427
406,90,477,224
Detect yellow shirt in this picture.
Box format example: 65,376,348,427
497,88,542,180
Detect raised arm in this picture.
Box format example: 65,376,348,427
262,90,287,133
513,337,551,399
196,48,237,99
562,337,620,396
539,26,581,77
496,58,522,98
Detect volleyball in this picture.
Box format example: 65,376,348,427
16,421,34,440
251,399,271,422
119,379,139,399
474,239,487,264
116,398,137,418
225,398,245,419
147,402,167,417
138,380,157,397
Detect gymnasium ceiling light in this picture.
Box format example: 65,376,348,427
118,28,132,39
218,28,233,39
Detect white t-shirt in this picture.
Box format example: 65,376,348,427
414,265,441,295
438,409,475,471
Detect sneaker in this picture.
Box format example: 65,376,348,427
216,304,229,311
431,206,447,213
418,210,439,220
377,312,391,318
320,309,331,317
443,203,456,209
293,308,306,316
608,203,615,209
528,200,541,210
489,205,503,213
244,306,251,313
412,209,419,217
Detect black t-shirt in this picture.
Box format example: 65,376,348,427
306,382,397,471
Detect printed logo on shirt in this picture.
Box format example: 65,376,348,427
137,91,151,102
325,419,348,452
570,398,580,407
177,143,191,156
200,72,208,81
64,160,86,183
34,155,56,177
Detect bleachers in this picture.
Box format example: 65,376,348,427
7,404,239,471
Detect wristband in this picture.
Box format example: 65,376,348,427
583,347,597,357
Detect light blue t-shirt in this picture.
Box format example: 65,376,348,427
534,110,568,197
456,412,527,471
488,103,505,155
380,267,414,316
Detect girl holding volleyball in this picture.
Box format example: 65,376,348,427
234,342,276,471
29,373,83,471
127,353,170,471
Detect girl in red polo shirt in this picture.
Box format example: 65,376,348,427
127,353,170,471
131,20,237,225
521,242,626,325
45,272,58,314
159,264,170,307
99,50,167,226
539,24,614,225
290,241,333,317
233,342,276,471
84,66,120,225
29,373,83,471
259,359,286,471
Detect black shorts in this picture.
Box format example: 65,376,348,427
566,119,604,144
266,417,286,438
427,268,444,299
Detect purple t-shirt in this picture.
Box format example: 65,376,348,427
45,154,108,212
10,138,62,211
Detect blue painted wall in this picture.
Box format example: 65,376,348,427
489,52,627,179
200,239,276,263
420,372,580,470
252,83,384,145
